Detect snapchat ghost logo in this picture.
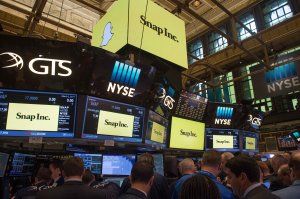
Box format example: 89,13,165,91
100,22,114,47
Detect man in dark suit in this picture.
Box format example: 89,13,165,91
49,160,64,187
273,152,300,199
120,153,171,199
226,156,279,199
36,157,107,199
118,161,154,199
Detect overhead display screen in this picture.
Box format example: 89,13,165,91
102,154,136,176
9,153,36,176
169,117,205,150
0,89,76,137
174,91,208,121
145,110,168,148
205,128,240,151
0,152,9,177
74,153,102,174
205,103,238,128
82,96,145,142
242,131,259,152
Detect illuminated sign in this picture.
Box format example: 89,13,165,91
97,110,134,137
107,61,141,97
248,114,262,127
170,117,205,150
265,63,300,93
246,137,256,150
213,135,233,149
92,0,187,68
6,103,59,131
1,52,72,77
150,122,165,143
215,107,233,125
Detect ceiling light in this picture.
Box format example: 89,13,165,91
192,0,201,8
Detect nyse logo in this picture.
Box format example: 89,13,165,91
248,114,262,127
215,106,233,125
1,52,72,77
107,61,141,97
265,62,300,93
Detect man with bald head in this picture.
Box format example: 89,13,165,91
171,158,196,199
218,152,234,184
273,152,300,199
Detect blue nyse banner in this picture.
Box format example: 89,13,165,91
250,60,300,99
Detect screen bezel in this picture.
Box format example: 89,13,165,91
242,131,259,152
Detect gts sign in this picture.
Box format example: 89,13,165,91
107,61,141,98
0,52,72,77
215,107,233,126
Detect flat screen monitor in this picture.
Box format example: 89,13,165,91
74,153,102,174
0,89,76,138
9,153,36,176
261,157,268,162
145,110,168,148
0,152,10,177
82,96,145,142
205,103,238,129
174,91,208,121
290,130,300,143
242,131,259,152
153,154,164,176
169,117,205,150
205,128,240,151
277,135,298,151
102,154,136,176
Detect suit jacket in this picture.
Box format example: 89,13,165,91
244,185,280,199
273,180,300,199
118,188,147,199
36,181,107,199
120,173,171,199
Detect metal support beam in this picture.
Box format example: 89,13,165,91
188,53,226,74
181,72,214,88
170,0,268,69
210,0,271,69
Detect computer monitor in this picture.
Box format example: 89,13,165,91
290,130,300,143
145,110,168,148
0,152,10,177
82,96,145,143
205,128,240,151
277,135,297,151
102,154,136,176
242,131,259,152
152,154,164,176
74,153,102,174
9,153,36,176
169,116,205,150
0,89,77,138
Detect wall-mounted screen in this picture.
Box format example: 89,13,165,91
0,89,76,138
74,153,102,174
205,128,240,151
277,135,298,151
169,117,205,150
174,91,208,121
82,96,145,142
102,154,136,176
205,103,238,129
242,131,259,152
0,152,9,177
9,153,36,176
145,110,168,148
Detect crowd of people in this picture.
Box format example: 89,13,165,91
9,150,300,199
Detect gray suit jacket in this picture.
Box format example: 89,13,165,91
244,185,280,199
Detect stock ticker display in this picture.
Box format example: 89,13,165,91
174,91,208,121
